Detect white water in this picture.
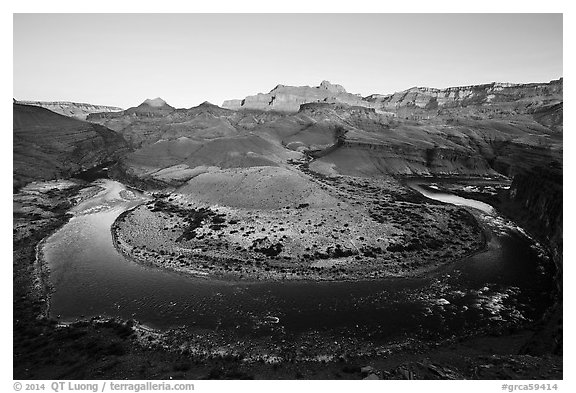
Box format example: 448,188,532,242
409,182,495,214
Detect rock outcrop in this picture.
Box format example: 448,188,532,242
222,80,378,112
365,78,563,121
123,97,175,116
14,100,123,120
502,162,563,356
88,97,175,122
508,162,562,260
292,100,562,178
222,78,563,121
13,103,130,189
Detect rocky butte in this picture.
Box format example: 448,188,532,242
222,80,379,112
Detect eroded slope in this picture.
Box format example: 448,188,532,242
13,103,129,189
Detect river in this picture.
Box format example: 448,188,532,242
42,179,555,351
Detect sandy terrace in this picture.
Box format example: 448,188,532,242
112,168,483,281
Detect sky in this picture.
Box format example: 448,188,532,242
13,13,563,109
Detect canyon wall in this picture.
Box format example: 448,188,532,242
13,103,130,189
222,79,563,120
15,100,123,120
365,79,563,112
505,163,563,356
508,163,562,260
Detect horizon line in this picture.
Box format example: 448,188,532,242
13,75,563,109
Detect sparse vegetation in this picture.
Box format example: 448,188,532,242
113,171,484,281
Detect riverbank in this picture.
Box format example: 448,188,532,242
111,173,485,281
14,180,98,320
429,173,563,357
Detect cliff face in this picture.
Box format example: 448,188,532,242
503,162,563,356
222,79,563,120
13,103,130,189
222,80,378,112
532,102,563,132
508,163,562,255
292,101,562,178
366,78,563,112
15,100,123,120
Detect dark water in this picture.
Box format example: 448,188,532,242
44,179,555,345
